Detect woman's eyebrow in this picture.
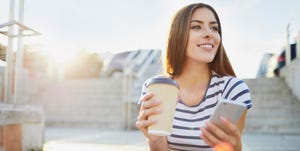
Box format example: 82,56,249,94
190,20,202,23
190,20,218,25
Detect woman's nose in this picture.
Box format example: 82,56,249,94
201,27,212,38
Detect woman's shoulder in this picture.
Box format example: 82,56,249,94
211,72,248,87
213,74,252,109
211,73,251,96
223,76,249,89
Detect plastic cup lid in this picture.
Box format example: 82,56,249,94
146,76,179,89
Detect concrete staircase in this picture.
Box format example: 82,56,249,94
244,77,300,134
33,78,123,129
31,76,300,133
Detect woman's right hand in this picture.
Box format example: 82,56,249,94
135,92,163,142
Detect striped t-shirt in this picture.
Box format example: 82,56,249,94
140,73,252,151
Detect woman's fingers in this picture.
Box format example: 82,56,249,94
141,99,161,111
205,122,230,142
140,93,161,110
201,127,215,146
200,117,241,150
136,118,157,130
220,117,241,138
201,122,226,145
201,119,242,150
140,93,154,103
136,107,160,131
138,108,162,122
136,93,162,131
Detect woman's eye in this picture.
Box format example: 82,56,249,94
191,25,201,30
210,26,219,32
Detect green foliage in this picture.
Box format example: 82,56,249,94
0,43,6,61
29,148,43,151
64,50,103,79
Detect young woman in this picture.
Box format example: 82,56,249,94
136,3,252,151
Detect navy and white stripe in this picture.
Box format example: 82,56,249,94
139,72,252,151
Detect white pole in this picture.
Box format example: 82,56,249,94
14,0,25,103
122,63,130,129
4,0,15,103
297,30,300,59
286,24,291,64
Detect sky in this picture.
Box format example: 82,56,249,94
0,0,300,78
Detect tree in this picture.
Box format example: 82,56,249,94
0,43,6,61
64,50,103,79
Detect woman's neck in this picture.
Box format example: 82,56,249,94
175,59,211,89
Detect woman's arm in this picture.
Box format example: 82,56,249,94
148,136,168,151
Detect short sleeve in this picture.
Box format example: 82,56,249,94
137,79,149,106
222,77,252,109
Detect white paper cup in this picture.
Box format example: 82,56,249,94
146,76,179,136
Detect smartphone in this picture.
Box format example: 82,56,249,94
209,98,247,129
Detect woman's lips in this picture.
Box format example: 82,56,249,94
197,44,213,48
197,44,214,49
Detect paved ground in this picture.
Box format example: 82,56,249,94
243,133,300,151
44,127,300,151
44,127,148,151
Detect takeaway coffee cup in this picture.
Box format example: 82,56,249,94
146,76,179,136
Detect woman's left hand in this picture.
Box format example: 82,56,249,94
200,117,242,151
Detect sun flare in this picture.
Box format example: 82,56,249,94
41,45,78,64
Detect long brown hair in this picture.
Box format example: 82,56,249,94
164,3,236,77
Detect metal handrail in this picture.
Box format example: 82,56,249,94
0,20,41,37
137,49,160,77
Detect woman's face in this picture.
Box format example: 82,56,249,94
186,7,221,64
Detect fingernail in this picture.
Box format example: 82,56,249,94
220,116,227,122
147,92,153,96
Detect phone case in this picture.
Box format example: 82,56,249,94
209,98,247,129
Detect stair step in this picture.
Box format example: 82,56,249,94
245,78,285,86
46,120,123,129
244,77,300,134
33,79,125,129
248,111,300,117
251,104,300,110
46,115,122,121
245,126,300,134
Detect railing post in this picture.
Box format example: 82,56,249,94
14,0,25,104
4,0,15,103
123,61,133,130
297,30,300,59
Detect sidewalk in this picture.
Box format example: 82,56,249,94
44,127,300,151
44,127,148,151
243,133,300,151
